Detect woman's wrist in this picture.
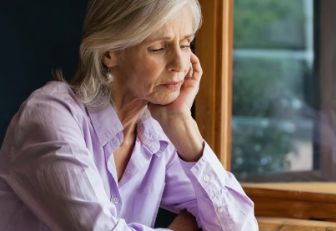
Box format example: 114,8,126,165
160,113,204,162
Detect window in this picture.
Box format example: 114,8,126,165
232,0,318,182
195,0,336,222
196,0,336,181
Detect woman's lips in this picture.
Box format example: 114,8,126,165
162,81,182,91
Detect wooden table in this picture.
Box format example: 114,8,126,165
258,217,336,231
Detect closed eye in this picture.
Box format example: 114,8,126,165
149,45,190,53
181,45,191,50
149,48,164,53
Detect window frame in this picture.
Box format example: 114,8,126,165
318,0,336,181
195,0,233,171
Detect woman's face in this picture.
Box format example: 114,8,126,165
111,7,195,105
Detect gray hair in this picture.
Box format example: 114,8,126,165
54,0,202,110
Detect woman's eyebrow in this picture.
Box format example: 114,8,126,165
184,34,195,40
145,34,195,43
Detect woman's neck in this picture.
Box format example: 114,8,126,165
112,81,147,140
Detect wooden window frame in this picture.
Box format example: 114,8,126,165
318,0,336,181
195,0,233,171
195,0,336,221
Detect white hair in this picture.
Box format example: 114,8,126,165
54,0,202,110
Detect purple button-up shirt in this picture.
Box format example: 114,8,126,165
0,81,258,231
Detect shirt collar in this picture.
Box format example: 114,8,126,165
86,103,169,155
136,109,170,154
86,103,123,147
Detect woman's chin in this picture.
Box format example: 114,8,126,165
152,92,179,105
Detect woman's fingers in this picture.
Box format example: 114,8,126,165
189,65,193,78
190,53,203,80
185,53,202,94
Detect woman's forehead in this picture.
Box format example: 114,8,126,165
144,9,194,43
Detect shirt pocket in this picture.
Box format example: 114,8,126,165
133,182,166,228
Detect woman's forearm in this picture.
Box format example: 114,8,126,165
160,113,204,162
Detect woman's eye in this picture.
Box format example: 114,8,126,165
181,45,191,50
149,48,164,53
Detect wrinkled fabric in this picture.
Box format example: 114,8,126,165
0,81,258,231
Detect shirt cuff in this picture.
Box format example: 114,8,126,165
178,141,228,198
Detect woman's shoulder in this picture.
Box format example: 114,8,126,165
32,81,81,106
24,81,84,115
0,81,88,163
15,81,87,131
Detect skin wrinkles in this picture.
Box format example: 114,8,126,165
102,6,204,191
103,6,194,141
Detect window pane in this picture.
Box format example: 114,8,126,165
234,0,307,49
231,0,317,181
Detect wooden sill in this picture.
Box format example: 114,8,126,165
242,183,336,221
243,183,336,194
257,217,336,231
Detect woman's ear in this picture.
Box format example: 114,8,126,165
102,51,118,68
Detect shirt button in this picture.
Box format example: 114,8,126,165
217,207,224,214
203,175,210,182
113,197,119,204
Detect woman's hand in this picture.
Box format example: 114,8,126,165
148,53,204,162
167,210,202,231
148,53,202,120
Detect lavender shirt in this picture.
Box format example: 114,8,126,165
0,81,258,231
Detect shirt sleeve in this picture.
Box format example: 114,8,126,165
160,141,258,231
2,93,171,231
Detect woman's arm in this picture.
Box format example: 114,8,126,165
148,53,258,231
148,53,204,162
161,141,258,231
0,93,171,231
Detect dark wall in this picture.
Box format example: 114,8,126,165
0,1,87,145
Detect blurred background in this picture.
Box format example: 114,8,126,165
231,0,325,182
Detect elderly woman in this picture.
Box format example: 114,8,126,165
0,0,257,231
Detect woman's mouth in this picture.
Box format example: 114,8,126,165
162,81,183,91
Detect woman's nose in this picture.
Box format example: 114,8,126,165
167,48,187,73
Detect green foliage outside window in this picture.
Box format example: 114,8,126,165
234,0,305,49
231,0,310,177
